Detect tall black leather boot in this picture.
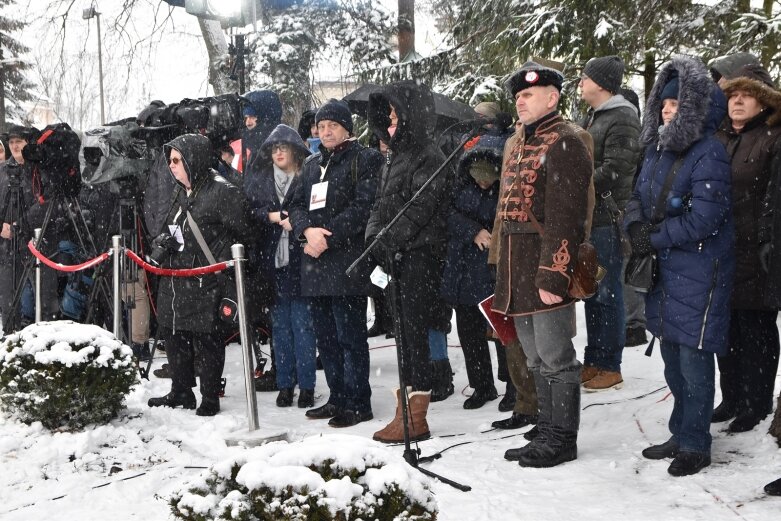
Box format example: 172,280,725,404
519,379,579,468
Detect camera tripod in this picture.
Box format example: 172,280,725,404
2,172,113,334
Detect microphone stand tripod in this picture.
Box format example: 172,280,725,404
347,125,489,493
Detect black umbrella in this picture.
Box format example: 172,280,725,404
342,83,476,123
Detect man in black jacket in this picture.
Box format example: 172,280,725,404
366,81,451,443
147,134,251,416
288,99,383,427
578,56,641,391
0,125,62,329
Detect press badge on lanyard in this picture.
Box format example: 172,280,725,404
310,163,330,211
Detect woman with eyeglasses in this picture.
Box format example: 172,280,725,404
148,133,252,416
248,124,317,408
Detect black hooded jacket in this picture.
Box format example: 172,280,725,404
155,134,252,333
365,81,451,257
0,157,68,261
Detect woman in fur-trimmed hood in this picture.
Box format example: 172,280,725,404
712,63,781,434
624,55,734,476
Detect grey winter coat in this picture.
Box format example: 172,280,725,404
579,94,641,227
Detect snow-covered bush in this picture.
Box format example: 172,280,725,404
0,321,137,431
169,434,438,521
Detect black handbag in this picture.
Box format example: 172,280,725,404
625,253,656,292
624,154,685,291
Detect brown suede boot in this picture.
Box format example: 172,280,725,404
373,389,431,443
373,388,403,442
769,395,781,445
407,391,432,442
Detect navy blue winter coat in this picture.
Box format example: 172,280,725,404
625,56,734,355
288,140,383,296
441,178,499,305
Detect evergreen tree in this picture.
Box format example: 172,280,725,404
0,0,35,125
248,0,395,123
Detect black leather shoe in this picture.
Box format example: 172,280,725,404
642,439,679,460
153,363,171,379
298,389,315,408
328,409,373,428
492,413,537,430
306,402,339,419
711,401,736,423
765,477,781,496
276,388,294,407
148,391,196,409
254,369,278,392
463,388,498,410
196,399,220,416
727,412,765,433
524,425,540,441
667,451,711,476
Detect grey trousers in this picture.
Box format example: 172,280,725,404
514,304,581,385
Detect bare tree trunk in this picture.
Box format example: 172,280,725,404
398,0,415,61
198,18,238,95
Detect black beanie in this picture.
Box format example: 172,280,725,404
316,99,353,134
583,56,625,94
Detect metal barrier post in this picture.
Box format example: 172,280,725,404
34,228,42,323
112,235,121,337
232,243,259,431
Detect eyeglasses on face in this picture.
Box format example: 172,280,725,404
272,144,291,153
169,156,182,165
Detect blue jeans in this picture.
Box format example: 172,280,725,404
660,341,715,454
584,225,626,372
428,329,448,361
271,296,316,390
310,295,371,414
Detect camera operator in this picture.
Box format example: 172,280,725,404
0,125,61,328
147,133,251,416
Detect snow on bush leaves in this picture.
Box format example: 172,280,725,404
0,321,137,431
169,434,438,521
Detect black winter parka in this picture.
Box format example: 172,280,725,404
155,134,252,333
365,81,451,258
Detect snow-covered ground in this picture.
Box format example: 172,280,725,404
1,304,779,520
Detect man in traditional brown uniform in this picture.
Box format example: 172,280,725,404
494,61,592,468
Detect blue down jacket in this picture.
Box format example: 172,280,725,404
625,56,734,355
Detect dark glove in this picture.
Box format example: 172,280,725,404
760,242,772,273
628,222,655,256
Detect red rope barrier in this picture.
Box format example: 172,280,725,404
27,241,111,272
125,249,232,276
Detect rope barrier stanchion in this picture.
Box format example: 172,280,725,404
34,228,42,323
112,236,121,338
233,243,259,432
225,243,286,447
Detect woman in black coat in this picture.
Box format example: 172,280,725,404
441,134,509,410
249,124,317,409
148,134,251,416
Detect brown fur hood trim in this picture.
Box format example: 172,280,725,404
722,77,781,127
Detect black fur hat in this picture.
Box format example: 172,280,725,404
505,61,564,96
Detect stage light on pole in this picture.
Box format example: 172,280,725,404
82,4,106,125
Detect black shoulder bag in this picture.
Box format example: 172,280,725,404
624,154,685,292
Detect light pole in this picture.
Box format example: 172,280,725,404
82,5,105,125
